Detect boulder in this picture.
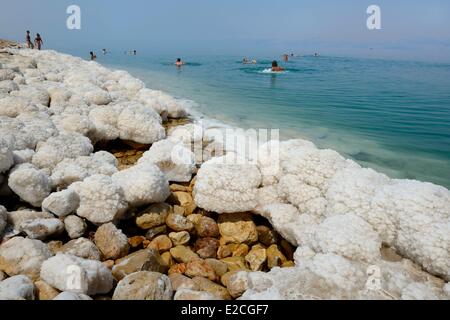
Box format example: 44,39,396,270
94,223,130,260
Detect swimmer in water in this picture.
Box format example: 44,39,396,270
283,54,289,62
90,51,97,61
175,58,185,66
271,60,284,72
252,59,257,64
242,58,249,64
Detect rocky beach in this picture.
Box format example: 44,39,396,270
0,41,449,300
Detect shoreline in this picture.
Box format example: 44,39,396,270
1,44,449,300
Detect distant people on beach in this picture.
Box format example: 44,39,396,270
175,58,185,67
271,60,285,72
90,51,97,61
25,31,33,49
34,33,43,50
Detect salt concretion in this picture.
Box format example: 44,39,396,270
0,46,449,300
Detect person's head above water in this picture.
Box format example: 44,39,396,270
177,58,181,62
272,60,278,67
26,30,30,34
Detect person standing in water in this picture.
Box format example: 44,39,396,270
25,31,33,49
90,51,97,61
34,33,43,50
271,60,285,72
133,50,137,55
175,58,185,67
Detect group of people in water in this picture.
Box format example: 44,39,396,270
25,31,43,50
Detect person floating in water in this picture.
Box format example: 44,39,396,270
242,58,249,64
90,51,97,61
314,52,320,57
271,60,285,72
34,33,43,50
175,58,185,67
25,31,33,49
133,50,137,55
283,54,289,62
102,48,107,55
252,59,257,64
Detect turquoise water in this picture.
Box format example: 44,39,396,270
97,53,450,188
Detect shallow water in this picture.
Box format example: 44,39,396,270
95,53,450,188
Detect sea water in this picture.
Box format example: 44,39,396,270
96,53,450,188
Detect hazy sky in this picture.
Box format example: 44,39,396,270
1,0,450,61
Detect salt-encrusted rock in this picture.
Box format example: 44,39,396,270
111,163,170,207
6,209,54,231
112,271,173,300
84,88,112,105
169,231,190,246
8,163,51,207
70,174,128,225
94,223,130,260
0,275,35,300
32,133,93,171
0,69,15,81
218,212,258,245
136,88,187,118
11,84,50,106
40,254,113,295
136,202,172,230
61,238,101,261
193,156,262,213
0,79,19,93
34,280,60,300
42,189,80,217
12,149,35,164
174,289,222,300
53,292,93,300
88,107,120,142
169,273,198,291
117,104,165,144
0,237,52,280
226,271,249,298
0,137,14,173
112,248,168,280
20,218,64,240
138,139,195,182
51,151,118,188
0,205,6,235
312,213,381,263
64,215,87,239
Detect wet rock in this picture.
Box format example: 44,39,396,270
94,223,129,260
112,271,173,300
195,237,220,259
267,244,287,269
40,254,113,295
166,213,194,232
0,236,52,280
170,245,200,264
195,216,220,238
112,248,168,280
148,235,172,252
35,280,59,300
0,275,35,300
218,213,258,245
64,215,87,239
169,231,190,246
143,225,166,241
136,203,171,230
256,225,278,247
185,260,217,281
169,273,198,291
192,276,231,300
60,238,101,260
245,244,267,271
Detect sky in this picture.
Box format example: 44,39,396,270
1,0,450,61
